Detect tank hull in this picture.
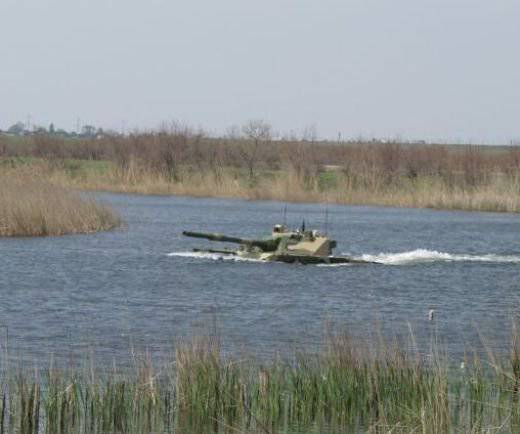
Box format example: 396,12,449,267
191,248,377,265
271,254,376,265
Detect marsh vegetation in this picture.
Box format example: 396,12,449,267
0,168,122,237
2,124,520,212
2,329,520,433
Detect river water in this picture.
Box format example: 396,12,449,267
1,193,520,365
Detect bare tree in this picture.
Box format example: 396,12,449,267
240,119,272,179
158,130,189,182
302,124,318,144
225,124,241,140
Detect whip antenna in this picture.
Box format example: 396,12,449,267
324,204,329,235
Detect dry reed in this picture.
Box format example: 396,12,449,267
40,160,520,213
3,130,520,212
0,167,122,237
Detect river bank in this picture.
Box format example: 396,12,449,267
28,159,520,213
2,131,520,213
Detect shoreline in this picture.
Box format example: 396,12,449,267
3,154,520,214
83,183,520,215
70,179,520,215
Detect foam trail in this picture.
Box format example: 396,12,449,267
168,249,520,266
356,249,520,265
167,251,264,263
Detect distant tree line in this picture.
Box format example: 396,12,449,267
1,119,520,190
0,121,108,139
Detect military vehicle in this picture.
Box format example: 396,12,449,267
182,223,377,265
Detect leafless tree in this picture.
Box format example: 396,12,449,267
225,124,241,140
158,130,190,182
302,124,318,144
239,120,272,180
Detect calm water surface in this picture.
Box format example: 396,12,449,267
1,193,520,365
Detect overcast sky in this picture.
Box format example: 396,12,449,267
1,0,519,142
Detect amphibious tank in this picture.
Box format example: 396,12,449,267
182,223,375,265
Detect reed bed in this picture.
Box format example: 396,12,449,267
0,168,122,237
40,160,520,213
3,129,520,212
2,331,520,433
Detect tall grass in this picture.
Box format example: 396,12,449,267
0,168,121,237
36,159,520,213
2,330,520,432
3,130,520,212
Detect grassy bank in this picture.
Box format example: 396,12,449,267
2,330,520,433
18,158,520,213
0,168,122,237
2,130,520,212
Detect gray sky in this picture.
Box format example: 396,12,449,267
1,0,519,143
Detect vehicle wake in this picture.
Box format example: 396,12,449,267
168,249,520,266
356,249,520,265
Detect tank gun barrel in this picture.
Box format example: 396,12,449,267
182,231,280,252
182,231,244,244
